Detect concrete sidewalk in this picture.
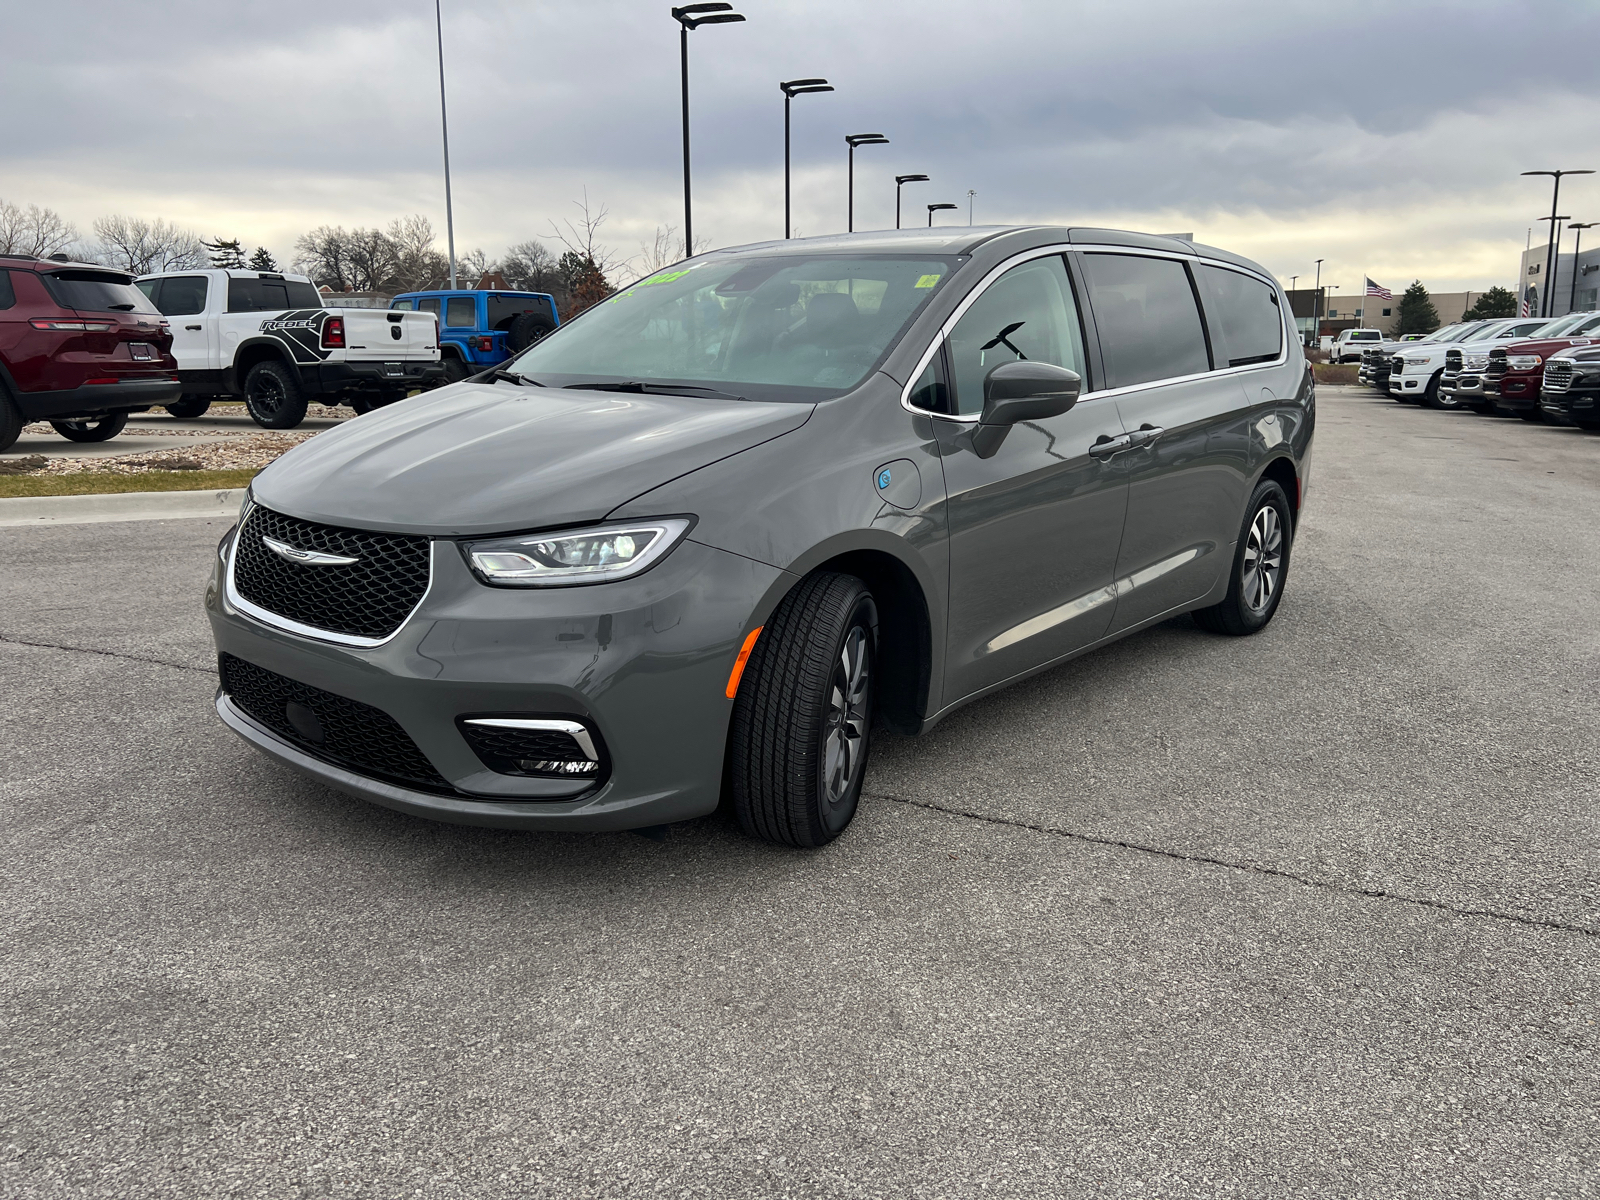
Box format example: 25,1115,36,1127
0,487,246,527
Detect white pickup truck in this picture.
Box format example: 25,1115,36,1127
135,269,445,427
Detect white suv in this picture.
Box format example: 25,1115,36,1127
1331,328,1383,362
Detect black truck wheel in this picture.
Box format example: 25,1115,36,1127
0,387,22,454
164,397,212,419
508,312,556,352
50,412,129,442
243,360,308,429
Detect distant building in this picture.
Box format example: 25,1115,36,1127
1516,241,1600,319
1285,287,1486,339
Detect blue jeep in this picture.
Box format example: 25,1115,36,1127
390,289,559,383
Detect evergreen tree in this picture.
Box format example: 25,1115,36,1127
202,237,246,269
248,246,278,272
1462,286,1517,320
1395,280,1440,335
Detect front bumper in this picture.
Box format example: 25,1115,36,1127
208,529,791,831
1388,371,1427,396
1440,372,1488,401
1487,375,1538,410
1543,388,1600,417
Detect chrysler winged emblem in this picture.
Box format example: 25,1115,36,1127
262,535,359,566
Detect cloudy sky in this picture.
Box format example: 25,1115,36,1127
6,0,1599,293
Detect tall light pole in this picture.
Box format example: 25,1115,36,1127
779,79,833,239
927,203,957,227
1523,169,1594,317
673,4,746,260
434,0,457,289
1538,214,1569,315
1310,258,1323,347
967,189,976,225
895,174,928,230
1568,222,1596,314
845,134,889,233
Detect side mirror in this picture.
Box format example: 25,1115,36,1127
970,361,1082,458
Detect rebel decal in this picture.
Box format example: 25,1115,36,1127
258,309,333,363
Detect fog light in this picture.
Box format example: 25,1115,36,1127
518,758,597,775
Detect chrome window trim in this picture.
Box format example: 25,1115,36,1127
223,499,437,649
899,242,1291,423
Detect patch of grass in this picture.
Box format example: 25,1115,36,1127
1313,363,1359,385
0,468,259,498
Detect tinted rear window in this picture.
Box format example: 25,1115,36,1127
417,297,440,316
1199,265,1283,367
0,271,13,310
487,293,550,329
445,297,476,328
41,270,159,315
1081,253,1211,387
227,276,321,312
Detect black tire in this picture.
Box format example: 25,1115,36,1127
164,397,211,419
442,354,470,385
508,312,556,352
243,359,308,429
50,411,128,443
1518,407,1545,423
729,572,878,848
0,385,22,454
1193,479,1292,637
1422,371,1454,409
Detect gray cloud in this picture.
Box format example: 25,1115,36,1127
4,0,1597,291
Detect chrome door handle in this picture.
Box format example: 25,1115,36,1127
1088,433,1134,459
1127,423,1166,448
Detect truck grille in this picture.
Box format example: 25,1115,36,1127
1444,349,1462,376
1487,349,1507,379
232,504,431,641
219,653,451,792
1543,360,1573,394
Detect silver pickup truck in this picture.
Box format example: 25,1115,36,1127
136,269,445,427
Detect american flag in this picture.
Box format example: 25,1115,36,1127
1521,286,1536,317
1365,277,1392,300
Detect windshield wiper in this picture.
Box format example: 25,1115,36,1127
564,381,748,402
473,367,544,387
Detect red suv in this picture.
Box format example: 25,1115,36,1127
0,254,181,453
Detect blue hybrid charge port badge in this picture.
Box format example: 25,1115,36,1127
873,459,921,509
877,469,892,489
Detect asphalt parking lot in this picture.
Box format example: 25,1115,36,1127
2,385,1596,1199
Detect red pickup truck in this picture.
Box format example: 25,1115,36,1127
1483,311,1600,419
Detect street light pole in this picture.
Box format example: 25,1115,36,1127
780,78,833,239
927,203,957,227
1538,214,1570,316
1568,222,1596,314
672,4,746,259
967,189,976,225
434,0,456,289
845,134,889,233
1311,259,1323,347
894,174,928,230
1523,169,1594,317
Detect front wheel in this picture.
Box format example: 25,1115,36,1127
729,572,877,848
164,397,211,419
1423,372,1455,409
1193,479,1292,637
243,360,308,429
50,412,128,443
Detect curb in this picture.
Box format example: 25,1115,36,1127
0,488,247,528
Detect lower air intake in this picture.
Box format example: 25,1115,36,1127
458,717,608,783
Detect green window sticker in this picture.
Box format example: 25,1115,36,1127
639,268,694,288
914,274,942,289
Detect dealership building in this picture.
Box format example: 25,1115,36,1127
1515,241,1600,319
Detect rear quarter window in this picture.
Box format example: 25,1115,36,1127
1199,265,1283,367
153,275,209,316
0,270,14,310
445,297,476,328
40,270,159,315
1081,253,1211,387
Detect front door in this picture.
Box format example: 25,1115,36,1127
932,253,1130,705
150,275,216,373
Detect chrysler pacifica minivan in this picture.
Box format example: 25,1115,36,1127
208,226,1313,846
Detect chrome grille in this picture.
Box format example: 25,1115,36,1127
1543,360,1573,394
1486,348,1508,379
232,504,431,641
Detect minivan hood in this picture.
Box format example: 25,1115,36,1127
250,383,814,536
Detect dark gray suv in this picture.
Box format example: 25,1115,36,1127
208,226,1312,846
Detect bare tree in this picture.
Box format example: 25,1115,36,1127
344,227,399,292
386,215,448,291
549,191,623,279
293,226,355,290
93,215,207,274
0,199,80,257
502,239,561,294
458,247,494,285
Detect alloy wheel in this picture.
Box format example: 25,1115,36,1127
251,375,285,416
1241,505,1283,612
822,625,871,806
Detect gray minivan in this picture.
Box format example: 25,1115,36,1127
208,226,1313,847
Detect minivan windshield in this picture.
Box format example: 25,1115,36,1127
503,254,960,401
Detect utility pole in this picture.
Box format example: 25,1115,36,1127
1311,259,1323,348
435,0,456,289
967,189,976,225
673,5,746,259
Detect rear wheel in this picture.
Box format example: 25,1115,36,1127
50,411,128,442
164,397,211,419
0,385,22,454
243,360,308,429
508,312,556,352
442,354,470,385
1193,479,1292,637
729,572,877,848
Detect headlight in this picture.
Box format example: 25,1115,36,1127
1465,355,1489,369
1403,356,1431,366
1507,355,1543,370
463,518,693,587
